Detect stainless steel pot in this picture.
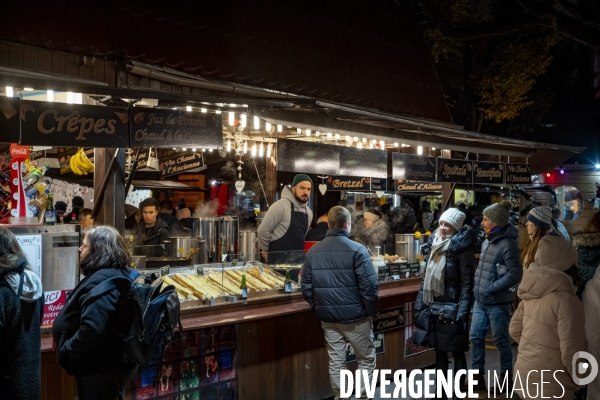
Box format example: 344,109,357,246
394,234,423,263
219,216,239,255
239,230,258,261
171,237,201,264
193,217,219,263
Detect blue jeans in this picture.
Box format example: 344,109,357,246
469,300,513,374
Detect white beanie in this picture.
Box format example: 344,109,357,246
363,210,381,222
439,208,466,231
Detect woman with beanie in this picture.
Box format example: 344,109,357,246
572,210,600,297
359,209,392,246
414,209,476,399
510,236,585,399
521,206,554,269
0,226,44,399
470,200,522,392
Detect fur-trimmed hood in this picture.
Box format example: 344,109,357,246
572,231,600,248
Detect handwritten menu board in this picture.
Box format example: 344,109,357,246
15,234,42,278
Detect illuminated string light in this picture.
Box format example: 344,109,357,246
186,106,192,112
254,116,260,130
306,129,311,137
277,125,282,133
267,143,272,158
227,139,231,152
46,90,54,102
241,114,247,128
265,122,272,132
251,143,257,157
259,142,264,157
417,146,423,155
228,112,234,126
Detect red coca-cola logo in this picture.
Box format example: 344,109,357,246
9,144,29,161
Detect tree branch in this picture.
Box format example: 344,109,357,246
552,0,600,30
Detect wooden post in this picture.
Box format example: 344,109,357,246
93,148,126,231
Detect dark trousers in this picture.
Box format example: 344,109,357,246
434,350,467,399
76,366,137,400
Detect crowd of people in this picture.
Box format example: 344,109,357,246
300,196,600,400
2,172,600,399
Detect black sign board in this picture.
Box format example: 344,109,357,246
437,159,473,183
370,178,387,191
20,100,129,147
396,180,444,192
130,108,223,149
277,138,339,175
0,96,20,143
506,164,532,184
133,148,157,169
326,175,371,191
339,147,387,178
473,161,505,184
373,305,405,333
392,153,437,182
160,151,205,177
346,333,385,363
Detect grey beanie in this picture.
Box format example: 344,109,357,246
527,206,553,231
483,200,512,227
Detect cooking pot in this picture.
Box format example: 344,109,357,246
170,237,201,264
394,234,423,263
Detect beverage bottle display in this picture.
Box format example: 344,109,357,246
45,194,56,225
0,187,10,203
284,269,292,293
22,165,49,189
0,171,9,185
240,273,248,300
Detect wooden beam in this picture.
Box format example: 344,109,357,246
93,148,125,231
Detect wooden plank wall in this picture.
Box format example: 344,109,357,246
0,42,116,86
41,352,76,400
236,291,434,400
529,170,600,234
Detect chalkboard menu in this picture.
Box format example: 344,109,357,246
277,138,339,175
395,180,444,192
473,162,504,184
392,153,436,182
339,147,387,178
505,164,532,184
437,159,473,183
326,175,371,191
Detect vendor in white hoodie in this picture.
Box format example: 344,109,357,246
258,174,313,264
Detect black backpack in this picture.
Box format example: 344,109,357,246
89,269,182,365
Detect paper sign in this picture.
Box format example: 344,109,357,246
42,290,71,327
15,234,42,278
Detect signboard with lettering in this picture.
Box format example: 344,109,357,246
133,148,157,169
0,96,20,143
339,147,387,178
326,175,370,191
370,178,387,191
506,163,532,184
20,100,129,147
346,333,385,363
473,161,504,184
437,158,473,183
392,153,437,182
373,305,405,334
160,151,206,177
396,180,444,192
130,107,223,149
42,289,72,327
277,138,339,175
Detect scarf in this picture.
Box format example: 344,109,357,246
485,225,502,238
423,233,452,304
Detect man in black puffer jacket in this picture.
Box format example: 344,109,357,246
469,200,522,392
302,206,379,400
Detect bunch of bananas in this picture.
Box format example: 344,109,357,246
69,148,94,175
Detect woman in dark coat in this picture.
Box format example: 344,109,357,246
52,226,137,400
0,226,44,399
414,208,476,398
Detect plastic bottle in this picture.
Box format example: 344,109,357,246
497,264,516,292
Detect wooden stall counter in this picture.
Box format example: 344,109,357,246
40,279,432,400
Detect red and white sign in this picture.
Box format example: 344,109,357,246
42,289,71,327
